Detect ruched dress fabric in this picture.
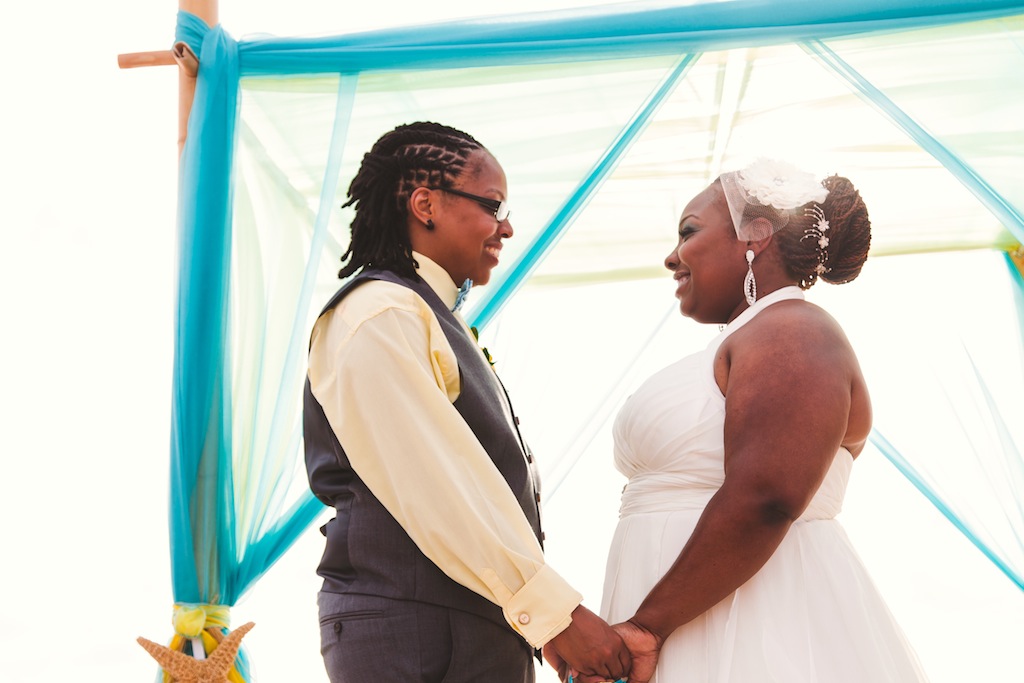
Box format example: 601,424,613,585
600,287,929,682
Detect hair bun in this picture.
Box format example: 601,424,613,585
818,175,871,285
773,174,871,288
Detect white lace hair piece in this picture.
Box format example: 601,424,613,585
719,158,829,241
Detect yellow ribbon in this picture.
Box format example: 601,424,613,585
163,604,248,682
172,603,232,637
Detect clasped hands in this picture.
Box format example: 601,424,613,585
542,605,663,683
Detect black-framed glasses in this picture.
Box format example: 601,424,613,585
430,186,511,222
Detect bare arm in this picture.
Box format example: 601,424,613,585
629,304,863,643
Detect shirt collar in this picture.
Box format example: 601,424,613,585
413,251,461,310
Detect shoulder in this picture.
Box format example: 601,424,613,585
729,298,851,359
312,279,435,349
724,297,871,454
343,278,429,313
718,297,860,395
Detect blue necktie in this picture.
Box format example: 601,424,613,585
452,278,473,312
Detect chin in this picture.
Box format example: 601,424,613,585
680,305,714,325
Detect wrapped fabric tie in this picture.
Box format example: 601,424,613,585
145,603,252,683
172,603,229,637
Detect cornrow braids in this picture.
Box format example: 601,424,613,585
338,122,484,280
775,174,872,289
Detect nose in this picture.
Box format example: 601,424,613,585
499,218,513,239
664,245,680,271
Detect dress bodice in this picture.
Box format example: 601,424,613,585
612,286,852,520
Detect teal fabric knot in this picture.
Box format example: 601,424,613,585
175,10,211,54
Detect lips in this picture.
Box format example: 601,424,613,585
484,244,502,261
673,270,691,296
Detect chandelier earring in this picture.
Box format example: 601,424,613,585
744,249,757,305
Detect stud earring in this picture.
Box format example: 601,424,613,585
744,249,757,305
425,219,434,231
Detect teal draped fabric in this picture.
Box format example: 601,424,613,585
803,40,1024,245
166,1,1024,660
171,17,240,605
171,10,331,619
866,253,1024,592
871,427,1024,589
169,13,255,678
1007,252,1024,351
235,0,1024,74
469,54,699,329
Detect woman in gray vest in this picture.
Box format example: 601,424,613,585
304,122,630,683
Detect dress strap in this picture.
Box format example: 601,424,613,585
703,286,807,399
716,285,805,343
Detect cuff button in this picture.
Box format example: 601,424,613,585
518,613,531,625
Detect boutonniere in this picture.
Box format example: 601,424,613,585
470,326,496,368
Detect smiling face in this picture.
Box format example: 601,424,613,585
425,150,513,286
665,181,750,324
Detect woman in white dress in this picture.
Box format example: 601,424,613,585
595,160,929,683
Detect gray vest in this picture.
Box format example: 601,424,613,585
304,269,542,631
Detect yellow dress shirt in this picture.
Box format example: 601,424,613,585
307,252,581,647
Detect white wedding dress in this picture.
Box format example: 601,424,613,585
600,287,929,682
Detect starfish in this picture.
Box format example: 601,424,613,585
137,621,255,683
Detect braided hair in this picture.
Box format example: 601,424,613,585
774,175,872,289
338,122,484,279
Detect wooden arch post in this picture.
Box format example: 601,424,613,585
118,0,219,157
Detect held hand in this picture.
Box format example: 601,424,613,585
610,620,663,683
541,646,615,683
542,642,569,682
546,605,630,682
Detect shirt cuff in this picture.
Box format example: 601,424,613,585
502,564,582,648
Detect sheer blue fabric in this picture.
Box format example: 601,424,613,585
803,40,1024,244
469,54,699,329
872,426,1024,590
235,0,1024,74
171,18,239,605
166,3,1024,669
1009,251,1024,347
864,250,1024,593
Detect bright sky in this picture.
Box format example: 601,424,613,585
3,1,1023,682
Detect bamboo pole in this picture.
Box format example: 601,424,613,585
117,0,217,156
118,43,198,74
118,51,176,69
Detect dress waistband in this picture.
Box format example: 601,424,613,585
619,471,842,521
619,473,719,516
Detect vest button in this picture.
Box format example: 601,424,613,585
518,613,531,625
333,621,343,634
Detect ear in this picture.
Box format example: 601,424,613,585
408,186,435,228
745,218,775,257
